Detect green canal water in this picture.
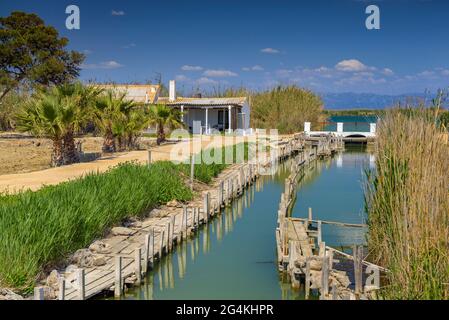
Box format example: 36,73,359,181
120,144,373,300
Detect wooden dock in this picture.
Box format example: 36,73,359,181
275,137,385,300
33,135,306,300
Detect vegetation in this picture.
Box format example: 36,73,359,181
365,107,449,299
0,11,84,101
93,89,149,152
15,82,101,166
147,104,184,145
0,162,193,291
251,86,323,134
180,143,251,183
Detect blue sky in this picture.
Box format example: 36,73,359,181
2,0,449,96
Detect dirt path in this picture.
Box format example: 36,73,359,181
0,136,246,194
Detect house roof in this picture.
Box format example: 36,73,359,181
160,97,248,107
95,84,160,104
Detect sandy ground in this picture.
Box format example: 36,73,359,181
0,135,252,194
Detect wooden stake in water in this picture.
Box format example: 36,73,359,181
203,192,210,222
34,287,44,300
305,258,311,300
58,278,66,300
114,256,123,298
144,233,150,273
321,255,329,299
135,248,142,284
77,268,85,300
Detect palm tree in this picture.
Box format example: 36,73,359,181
148,104,184,145
93,90,137,153
16,83,101,166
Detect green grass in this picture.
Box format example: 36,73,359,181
180,143,251,183
0,161,192,292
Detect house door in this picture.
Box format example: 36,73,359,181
218,110,229,131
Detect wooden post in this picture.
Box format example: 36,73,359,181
218,181,224,207
308,207,313,223
160,229,165,256
114,256,123,298
183,206,188,239
353,245,363,297
77,268,85,300
305,258,311,300
331,283,337,300
58,278,66,300
171,215,175,246
317,220,322,246
203,192,210,222
148,150,152,166
144,233,150,273
150,228,155,268
190,155,195,191
321,255,329,299
34,287,44,300
135,248,142,284
167,221,172,252
328,248,334,270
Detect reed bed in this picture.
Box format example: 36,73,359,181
0,162,192,291
365,108,449,299
180,143,251,183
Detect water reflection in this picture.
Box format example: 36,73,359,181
120,148,369,300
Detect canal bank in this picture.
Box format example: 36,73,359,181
121,145,372,300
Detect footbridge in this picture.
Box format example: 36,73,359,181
304,122,376,142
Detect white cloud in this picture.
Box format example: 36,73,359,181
83,49,92,55
382,68,394,76
112,10,125,16
81,60,123,70
242,65,264,72
441,69,449,76
181,65,203,71
122,43,136,49
203,69,238,77
195,77,218,85
261,48,280,54
175,75,189,82
335,59,368,72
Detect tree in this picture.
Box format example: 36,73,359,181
0,11,84,101
15,83,100,166
147,104,184,145
94,90,137,153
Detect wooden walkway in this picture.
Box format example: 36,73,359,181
34,135,306,300
275,136,386,300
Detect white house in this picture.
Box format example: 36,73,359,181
162,80,251,134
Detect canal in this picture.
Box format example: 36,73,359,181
120,145,373,300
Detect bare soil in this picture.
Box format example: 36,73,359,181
0,133,156,175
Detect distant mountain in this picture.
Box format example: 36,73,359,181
320,92,430,109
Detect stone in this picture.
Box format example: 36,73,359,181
46,270,60,291
125,275,137,284
310,270,322,289
43,286,56,300
70,249,94,267
0,288,23,300
65,264,78,273
294,256,306,268
310,259,322,271
331,270,351,288
89,240,111,254
92,255,107,267
167,200,182,208
111,227,134,236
